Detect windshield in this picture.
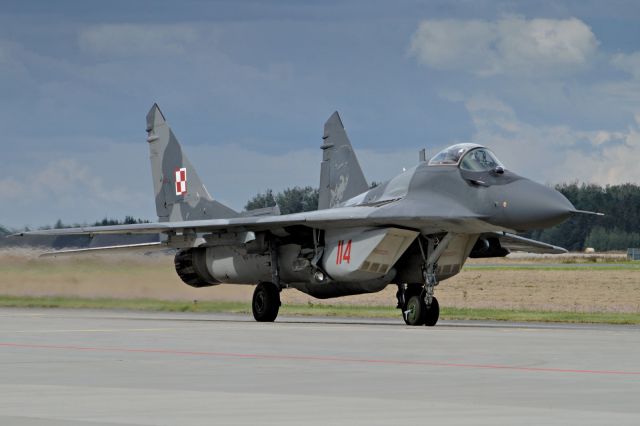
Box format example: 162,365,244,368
459,148,504,172
428,143,481,166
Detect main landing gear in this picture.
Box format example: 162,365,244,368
252,281,281,322
252,238,283,322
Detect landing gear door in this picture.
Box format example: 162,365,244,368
322,227,418,282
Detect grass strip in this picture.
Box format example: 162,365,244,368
463,265,640,271
464,264,640,271
0,295,638,324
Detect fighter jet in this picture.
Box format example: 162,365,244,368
16,104,595,325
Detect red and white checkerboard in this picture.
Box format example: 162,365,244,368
175,167,187,195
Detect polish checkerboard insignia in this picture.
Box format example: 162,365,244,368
175,167,187,195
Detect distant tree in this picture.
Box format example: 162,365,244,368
123,215,139,224
585,227,640,251
245,187,319,214
276,186,319,214
0,225,9,237
91,216,149,226
245,189,277,211
54,219,64,229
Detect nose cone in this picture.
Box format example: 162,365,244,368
491,179,575,231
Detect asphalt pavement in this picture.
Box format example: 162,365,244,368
0,309,638,425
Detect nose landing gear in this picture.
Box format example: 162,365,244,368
398,284,440,326
396,233,454,327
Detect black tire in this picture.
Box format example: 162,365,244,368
252,282,280,322
403,295,426,326
424,296,439,327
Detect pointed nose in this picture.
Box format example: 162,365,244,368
495,179,575,231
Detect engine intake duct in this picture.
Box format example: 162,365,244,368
174,248,220,288
469,237,509,258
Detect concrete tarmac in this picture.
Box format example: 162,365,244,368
0,308,638,425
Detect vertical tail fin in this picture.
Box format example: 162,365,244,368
146,104,238,222
318,111,369,209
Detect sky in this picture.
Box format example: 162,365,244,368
1,0,640,228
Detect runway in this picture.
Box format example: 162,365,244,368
0,309,638,425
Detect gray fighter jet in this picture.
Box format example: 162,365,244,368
16,104,595,325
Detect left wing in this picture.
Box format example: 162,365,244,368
38,242,165,257
12,203,496,239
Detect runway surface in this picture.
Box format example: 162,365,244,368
0,309,638,425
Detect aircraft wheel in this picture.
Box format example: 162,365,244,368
403,295,426,326
252,282,280,322
424,296,440,327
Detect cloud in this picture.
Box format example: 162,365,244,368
464,95,640,185
409,16,598,77
611,51,640,79
0,158,143,204
78,24,199,57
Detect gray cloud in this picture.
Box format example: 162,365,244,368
464,95,640,185
78,24,199,57
410,16,598,77
612,51,640,79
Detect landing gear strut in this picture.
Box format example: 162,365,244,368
252,238,283,322
252,281,281,322
397,233,455,327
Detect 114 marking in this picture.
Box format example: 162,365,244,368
336,239,352,264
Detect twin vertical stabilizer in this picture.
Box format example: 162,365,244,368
318,112,369,209
146,104,239,222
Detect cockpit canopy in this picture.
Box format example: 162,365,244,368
428,143,504,172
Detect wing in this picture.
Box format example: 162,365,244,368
11,207,374,237
487,232,567,254
12,204,493,238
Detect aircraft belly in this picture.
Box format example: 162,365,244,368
289,280,390,299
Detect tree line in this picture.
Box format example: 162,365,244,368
525,182,640,251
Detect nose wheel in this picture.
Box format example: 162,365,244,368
252,281,281,322
402,291,440,326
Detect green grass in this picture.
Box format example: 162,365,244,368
464,264,640,271
0,295,638,324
